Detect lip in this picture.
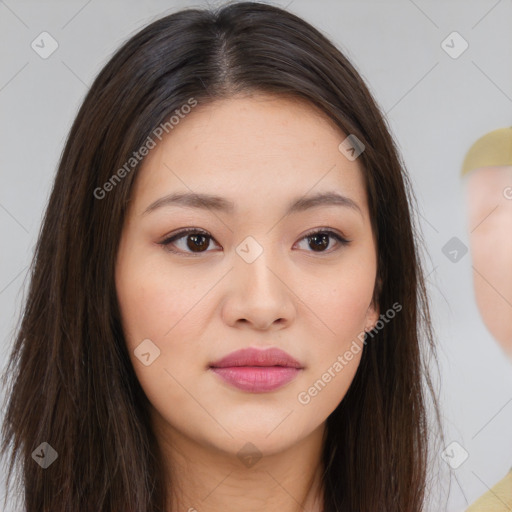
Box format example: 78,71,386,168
209,347,303,393
210,347,303,369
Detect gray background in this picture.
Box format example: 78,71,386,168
1,1,511,511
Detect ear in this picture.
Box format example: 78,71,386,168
364,275,381,331
364,299,380,332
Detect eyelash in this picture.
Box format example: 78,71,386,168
158,227,351,257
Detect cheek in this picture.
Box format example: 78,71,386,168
115,248,217,407
116,251,207,347
115,252,212,420
316,279,372,332
293,248,376,417
304,249,377,344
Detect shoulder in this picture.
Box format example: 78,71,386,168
466,468,512,511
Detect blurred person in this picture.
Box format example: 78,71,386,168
462,127,512,512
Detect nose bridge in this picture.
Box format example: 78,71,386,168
234,234,283,294
223,233,294,328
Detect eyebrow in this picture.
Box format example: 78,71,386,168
142,190,362,217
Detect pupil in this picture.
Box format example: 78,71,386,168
309,233,328,251
187,234,208,252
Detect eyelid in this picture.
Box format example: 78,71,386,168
294,227,351,253
158,226,351,256
158,228,218,256
300,226,350,243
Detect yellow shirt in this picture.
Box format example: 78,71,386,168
466,469,512,511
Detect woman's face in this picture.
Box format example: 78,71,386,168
115,93,379,458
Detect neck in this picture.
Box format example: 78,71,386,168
151,409,326,512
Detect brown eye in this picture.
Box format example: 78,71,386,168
307,232,330,252
159,228,218,255
159,227,350,256
184,233,210,252
296,229,350,253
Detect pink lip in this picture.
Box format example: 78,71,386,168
209,347,303,393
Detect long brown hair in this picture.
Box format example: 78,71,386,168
1,2,444,510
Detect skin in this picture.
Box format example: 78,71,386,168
465,165,512,358
115,93,380,512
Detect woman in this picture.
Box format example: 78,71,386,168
0,2,443,511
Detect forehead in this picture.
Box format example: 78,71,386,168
130,93,369,218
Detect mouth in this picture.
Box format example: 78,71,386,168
209,347,304,393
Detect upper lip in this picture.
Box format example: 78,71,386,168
209,347,303,369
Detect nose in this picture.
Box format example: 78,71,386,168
221,244,296,331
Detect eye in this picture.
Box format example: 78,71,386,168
294,228,350,253
158,228,218,256
158,227,350,256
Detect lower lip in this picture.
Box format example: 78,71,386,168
210,366,301,392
